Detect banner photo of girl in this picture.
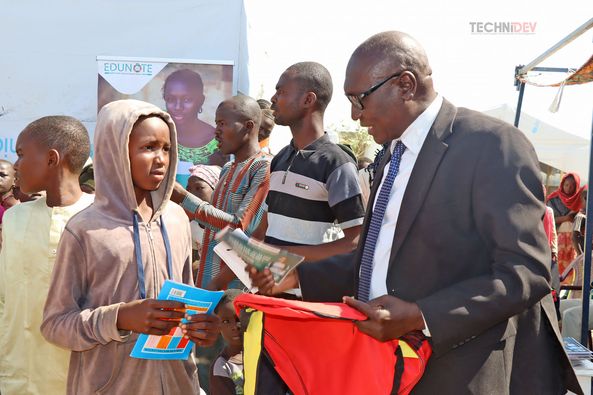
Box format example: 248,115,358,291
97,57,234,185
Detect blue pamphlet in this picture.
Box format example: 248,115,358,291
130,280,223,360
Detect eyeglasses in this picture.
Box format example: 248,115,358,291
346,71,406,110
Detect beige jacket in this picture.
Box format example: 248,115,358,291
41,100,197,395
0,193,93,395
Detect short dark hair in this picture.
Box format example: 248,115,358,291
215,289,243,314
23,116,90,173
286,62,333,112
217,95,263,133
163,69,204,95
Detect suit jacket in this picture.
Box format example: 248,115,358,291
297,99,582,395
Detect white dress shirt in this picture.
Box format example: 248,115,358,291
368,95,443,299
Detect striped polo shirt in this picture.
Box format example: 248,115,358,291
264,133,365,246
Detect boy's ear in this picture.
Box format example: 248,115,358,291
47,149,61,168
244,120,255,135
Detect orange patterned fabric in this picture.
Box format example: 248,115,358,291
519,54,593,87
558,231,577,285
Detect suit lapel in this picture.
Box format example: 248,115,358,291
388,100,457,264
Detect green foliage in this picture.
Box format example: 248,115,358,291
331,123,374,159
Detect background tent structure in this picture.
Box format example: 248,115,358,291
485,103,590,178
512,17,593,353
0,0,250,160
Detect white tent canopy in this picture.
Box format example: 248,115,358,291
485,103,590,180
0,0,249,163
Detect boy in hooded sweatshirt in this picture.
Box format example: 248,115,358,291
41,100,220,395
0,116,94,395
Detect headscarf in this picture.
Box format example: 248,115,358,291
546,172,584,212
188,164,221,190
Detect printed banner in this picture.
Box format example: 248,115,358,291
97,56,235,185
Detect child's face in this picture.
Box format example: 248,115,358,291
218,303,242,348
128,117,171,194
14,132,50,194
186,176,214,202
0,162,16,194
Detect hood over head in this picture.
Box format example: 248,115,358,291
93,99,178,222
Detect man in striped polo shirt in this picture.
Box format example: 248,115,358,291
256,62,365,263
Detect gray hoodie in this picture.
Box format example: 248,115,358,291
41,100,198,394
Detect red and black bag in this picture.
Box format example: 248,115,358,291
235,294,432,395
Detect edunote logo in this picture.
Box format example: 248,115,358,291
103,62,154,75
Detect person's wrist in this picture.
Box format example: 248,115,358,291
171,187,188,205
114,304,133,340
411,303,426,332
278,270,299,292
116,302,131,331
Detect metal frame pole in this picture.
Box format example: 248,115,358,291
580,111,593,347
518,17,593,75
514,82,526,128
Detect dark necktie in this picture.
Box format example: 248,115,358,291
358,141,406,302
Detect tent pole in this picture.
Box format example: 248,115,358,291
580,110,593,347
519,17,593,75
514,82,526,127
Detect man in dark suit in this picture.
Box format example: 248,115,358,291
250,31,581,394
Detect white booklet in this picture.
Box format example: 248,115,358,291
214,240,259,293
214,227,304,291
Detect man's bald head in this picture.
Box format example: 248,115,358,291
349,31,433,97
217,95,262,133
344,32,438,144
352,31,432,77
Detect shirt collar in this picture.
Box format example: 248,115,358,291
289,132,331,157
391,95,443,155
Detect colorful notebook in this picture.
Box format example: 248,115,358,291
130,280,223,360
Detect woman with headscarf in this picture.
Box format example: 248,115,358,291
547,172,585,285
